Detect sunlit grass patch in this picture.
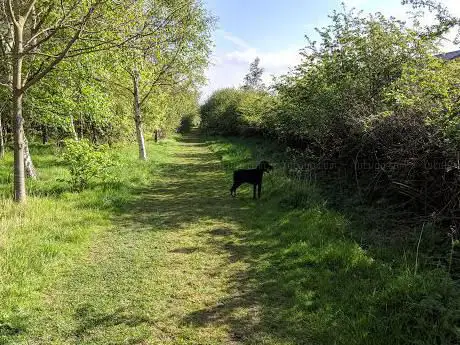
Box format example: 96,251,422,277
0,139,172,340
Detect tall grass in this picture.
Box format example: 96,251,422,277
206,135,460,345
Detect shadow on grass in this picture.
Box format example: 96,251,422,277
100,132,373,344
65,131,457,345
178,133,456,345
109,139,251,233
185,210,386,344
72,304,152,344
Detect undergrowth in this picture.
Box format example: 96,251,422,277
206,134,460,345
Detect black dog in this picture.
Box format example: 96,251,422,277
230,161,273,199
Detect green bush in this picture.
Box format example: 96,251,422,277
200,88,244,135
62,139,113,191
200,88,278,136
238,89,278,135
200,8,460,226
273,9,437,149
386,58,460,143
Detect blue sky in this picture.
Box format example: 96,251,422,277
201,0,460,101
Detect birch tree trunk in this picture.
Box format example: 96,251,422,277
133,70,147,160
4,1,105,202
24,135,37,179
12,21,26,202
78,113,84,139
70,114,78,140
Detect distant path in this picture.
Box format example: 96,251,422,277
27,131,254,344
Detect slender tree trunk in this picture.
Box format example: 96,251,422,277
91,123,98,144
24,135,37,179
133,70,147,160
12,22,26,202
0,113,4,159
1,22,13,160
70,114,78,140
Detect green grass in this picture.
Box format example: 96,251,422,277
0,132,458,344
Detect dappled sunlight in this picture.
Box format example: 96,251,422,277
2,132,457,344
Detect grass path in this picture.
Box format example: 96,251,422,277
21,132,257,344
4,132,457,345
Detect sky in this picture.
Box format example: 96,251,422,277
200,0,460,102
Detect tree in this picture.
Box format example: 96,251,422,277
200,88,244,134
0,0,146,202
143,85,200,138
0,1,97,201
272,9,437,149
243,57,265,91
98,0,212,160
27,56,123,145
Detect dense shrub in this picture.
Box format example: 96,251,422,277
200,8,460,231
200,88,244,134
177,113,198,133
62,139,113,190
238,90,279,135
200,88,277,136
274,10,437,149
387,58,460,142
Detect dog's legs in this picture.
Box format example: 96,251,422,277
230,182,241,197
258,182,262,199
253,184,257,199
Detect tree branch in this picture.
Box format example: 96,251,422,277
140,41,185,106
23,0,37,22
25,4,55,46
93,76,134,95
22,4,98,92
6,0,19,27
23,1,82,54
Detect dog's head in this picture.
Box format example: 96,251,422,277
257,160,273,173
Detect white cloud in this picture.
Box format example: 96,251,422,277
201,0,460,102
221,31,252,50
200,32,303,102
224,46,302,69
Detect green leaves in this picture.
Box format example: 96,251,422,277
62,139,114,191
273,8,438,148
200,88,245,135
386,58,460,143
243,57,265,91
